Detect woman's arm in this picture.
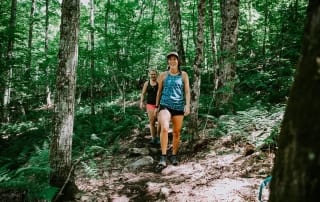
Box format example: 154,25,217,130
155,72,165,107
140,81,148,109
182,71,191,115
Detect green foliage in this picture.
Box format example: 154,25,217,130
236,60,295,107
0,167,11,183
209,121,228,138
1,121,36,134
81,160,99,179
84,145,110,158
232,95,257,112
73,98,145,158
0,117,50,171
0,0,309,199
209,105,285,148
263,120,281,148
0,142,58,202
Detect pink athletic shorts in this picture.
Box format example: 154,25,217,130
146,104,157,111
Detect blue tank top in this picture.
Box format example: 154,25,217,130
160,72,184,111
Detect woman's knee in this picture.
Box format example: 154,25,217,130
149,117,156,124
161,126,170,134
172,131,181,139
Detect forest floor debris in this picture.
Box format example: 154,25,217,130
75,112,277,202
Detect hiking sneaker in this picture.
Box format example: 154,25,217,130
149,137,160,146
155,155,167,172
159,155,167,167
149,138,156,145
155,137,160,145
171,155,178,166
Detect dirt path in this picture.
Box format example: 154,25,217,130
75,130,274,202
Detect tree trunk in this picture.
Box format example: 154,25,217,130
269,1,320,201
208,0,219,90
50,0,80,200
26,0,36,80
215,0,239,111
3,0,17,123
189,0,205,139
45,0,52,107
262,0,269,65
167,0,186,65
270,0,320,202
146,0,157,67
89,0,95,115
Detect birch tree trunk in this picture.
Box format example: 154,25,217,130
45,0,52,107
189,0,205,139
50,0,80,200
208,0,219,90
215,0,239,111
3,0,17,123
167,0,186,65
269,1,320,201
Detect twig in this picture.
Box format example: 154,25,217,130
53,156,83,202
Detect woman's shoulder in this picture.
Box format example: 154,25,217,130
159,71,168,78
181,71,189,77
159,71,167,75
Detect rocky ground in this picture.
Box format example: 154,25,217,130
0,106,283,202
75,120,276,202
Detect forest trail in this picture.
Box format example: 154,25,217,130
75,124,274,202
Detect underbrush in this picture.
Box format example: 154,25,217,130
0,96,146,201
0,91,285,201
208,104,284,149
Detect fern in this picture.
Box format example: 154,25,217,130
211,105,284,146
0,141,58,202
84,145,109,158
0,167,11,182
263,120,281,147
81,160,99,178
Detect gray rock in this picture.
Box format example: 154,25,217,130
128,147,150,156
127,156,154,170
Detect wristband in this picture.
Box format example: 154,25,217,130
155,105,159,108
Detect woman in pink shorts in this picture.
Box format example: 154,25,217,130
140,69,160,145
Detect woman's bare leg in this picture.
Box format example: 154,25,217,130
171,115,184,155
147,109,156,138
158,109,171,155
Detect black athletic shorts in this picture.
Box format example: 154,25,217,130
159,105,184,116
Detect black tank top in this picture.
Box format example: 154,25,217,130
146,81,158,105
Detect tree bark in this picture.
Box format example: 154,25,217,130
3,0,17,122
189,0,205,139
261,0,269,66
215,0,239,111
208,0,219,90
269,1,320,201
50,0,80,200
167,0,186,65
89,0,95,115
146,0,157,67
45,0,52,107
26,0,36,80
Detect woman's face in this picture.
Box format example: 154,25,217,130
149,71,157,80
168,56,179,67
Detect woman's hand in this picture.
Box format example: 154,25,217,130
154,108,159,117
184,105,190,116
139,102,144,109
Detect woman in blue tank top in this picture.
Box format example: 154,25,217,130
155,52,190,169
